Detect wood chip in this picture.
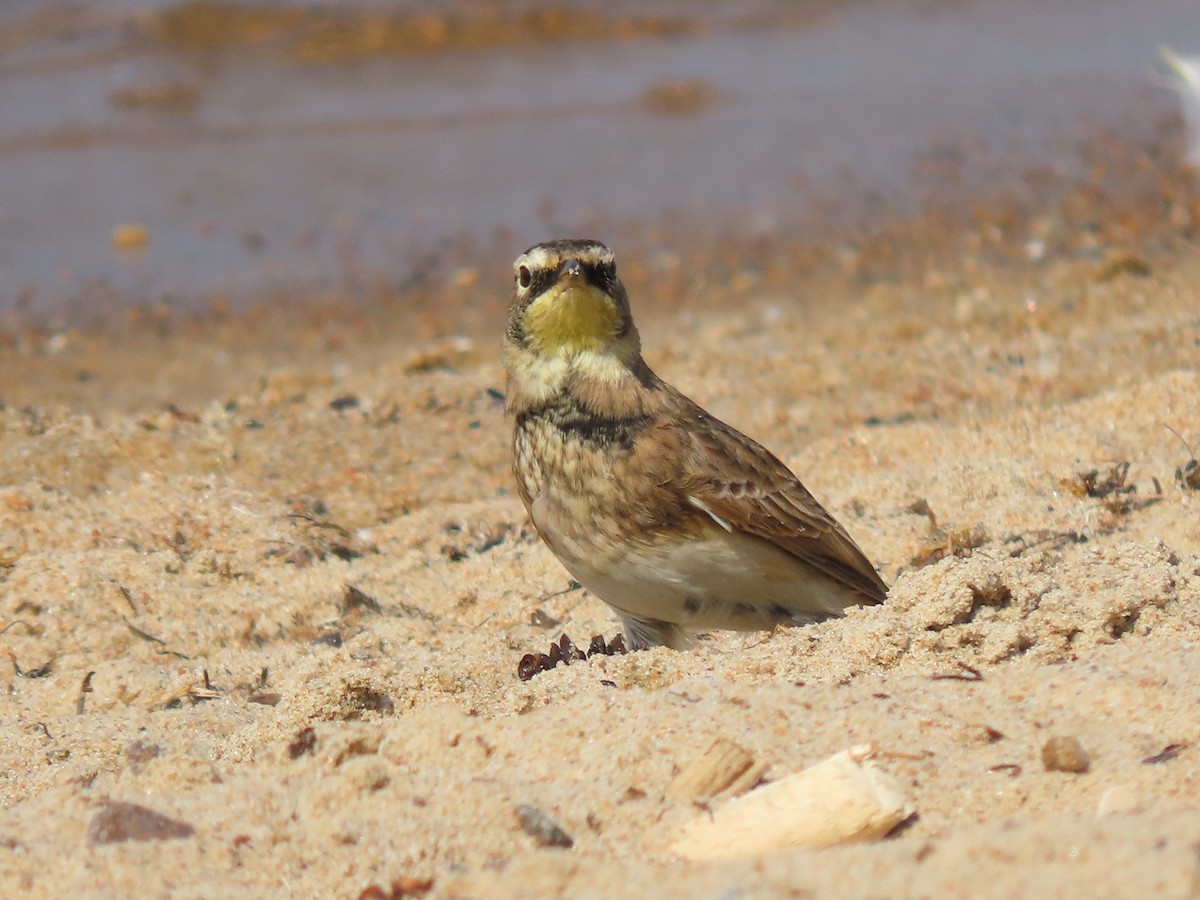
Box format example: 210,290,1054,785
668,738,767,800
670,744,912,860
1096,785,1139,817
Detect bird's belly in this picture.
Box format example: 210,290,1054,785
537,510,860,631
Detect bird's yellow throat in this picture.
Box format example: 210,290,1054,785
524,283,620,355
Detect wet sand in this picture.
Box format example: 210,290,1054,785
3,129,1200,896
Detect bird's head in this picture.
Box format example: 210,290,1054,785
505,239,640,360
503,239,649,413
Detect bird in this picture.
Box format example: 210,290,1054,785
503,238,887,651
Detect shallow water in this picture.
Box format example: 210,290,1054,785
0,0,1197,322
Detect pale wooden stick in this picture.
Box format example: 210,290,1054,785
670,744,912,860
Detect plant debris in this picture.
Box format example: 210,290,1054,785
515,803,574,849
87,801,195,844
668,738,767,800
930,662,984,682
158,671,221,709
76,671,95,715
1165,426,1199,491
341,583,383,614
1142,743,1184,765
529,609,561,629
288,727,318,759
1064,461,1163,525
125,740,163,766
517,633,628,681
910,524,989,568
439,520,515,561
10,656,53,678
1004,529,1087,557
123,617,167,645
1071,462,1135,499
272,512,376,566
357,877,434,900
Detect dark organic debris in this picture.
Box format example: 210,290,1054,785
1165,426,1200,491
311,632,344,648
393,601,438,622
160,671,220,708
87,801,195,845
327,682,396,720
1095,252,1152,282
11,657,53,678
539,580,583,602
515,803,574,849
358,877,435,900
907,498,939,529
166,403,201,423
341,583,383,614
516,654,543,682
930,662,984,682
1071,462,1135,499
329,394,361,412
1066,461,1163,525
529,609,561,629
440,520,515,561
288,727,318,759
123,617,167,645
987,763,1022,778
118,584,138,612
125,740,163,765
1004,529,1087,557
1178,459,1200,491
76,671,95,715
273,512,376,566
1142,743,1184,765
517,633,628,682
910,524,989,568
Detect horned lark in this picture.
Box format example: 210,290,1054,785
504,238,887,650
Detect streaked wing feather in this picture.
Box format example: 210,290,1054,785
681,405,887,603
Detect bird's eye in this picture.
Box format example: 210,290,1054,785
517,266,532,289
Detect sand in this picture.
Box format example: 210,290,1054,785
3,197,1200,897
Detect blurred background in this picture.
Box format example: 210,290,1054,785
1,0,1198,333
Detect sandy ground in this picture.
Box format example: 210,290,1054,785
3,189,1200,897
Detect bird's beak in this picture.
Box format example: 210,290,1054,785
559,259,584,280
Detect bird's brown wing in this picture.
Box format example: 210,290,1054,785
677,402,888,603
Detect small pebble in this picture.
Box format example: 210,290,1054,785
1096,785,1139,817
1041,736,1090,773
